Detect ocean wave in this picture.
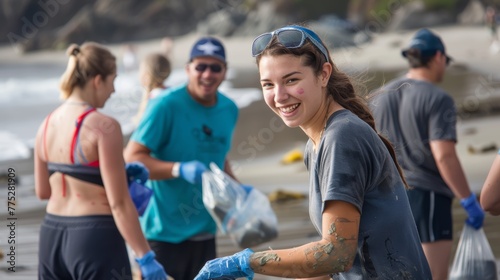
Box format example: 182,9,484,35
0,131,31,162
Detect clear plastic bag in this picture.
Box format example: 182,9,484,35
202,162,278,248
449,223,498,280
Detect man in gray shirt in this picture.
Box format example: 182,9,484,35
369,29,484,280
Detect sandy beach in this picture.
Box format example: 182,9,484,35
1,24,500,278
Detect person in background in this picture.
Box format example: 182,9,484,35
34,42,167,279
480,149,500,215
486,6,499,42
369,29,485,280
122,44,139,72
486,6,499,53
132,52,171,126
124,36,246,280
161,37,175,58
195,25,431,280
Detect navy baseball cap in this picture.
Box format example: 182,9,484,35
402,29,452,61
189,37,226,63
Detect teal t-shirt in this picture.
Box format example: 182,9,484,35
131,84,239,243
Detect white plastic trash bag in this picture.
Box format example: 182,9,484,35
449,223,498,280
202,162,278,248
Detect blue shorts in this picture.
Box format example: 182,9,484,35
406,188,453,242
38,214,131,279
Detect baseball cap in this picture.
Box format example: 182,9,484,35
189,37,226,63
401,29,452,62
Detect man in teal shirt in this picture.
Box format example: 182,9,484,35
124,36,241,280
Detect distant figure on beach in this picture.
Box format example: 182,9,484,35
132,52,171,126
195,25,431,280
486,6,499,53
34,42,167,279
486,6,498,41
161,37,174,58
122,44,139,72
124,36,250,280
480,149,500,215
369,28,485,280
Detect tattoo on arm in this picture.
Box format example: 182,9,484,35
329,217,355,242
252,252,281,266
304,217,357,271
250,218,357,276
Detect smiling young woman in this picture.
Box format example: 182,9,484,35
194,25,432,280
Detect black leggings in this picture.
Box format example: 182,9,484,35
38,213,131,280
149,238,216,280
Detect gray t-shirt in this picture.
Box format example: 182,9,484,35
369,77,457,197
305,110,431,280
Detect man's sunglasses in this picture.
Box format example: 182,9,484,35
251,26,330,62
194,63,223,73
445,55,451,66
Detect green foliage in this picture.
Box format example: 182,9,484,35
274,0,350,20
373,0,404,13
485,0,500,7
373,0,455,14
422,0,455,10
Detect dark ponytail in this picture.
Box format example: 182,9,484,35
327,66,410,189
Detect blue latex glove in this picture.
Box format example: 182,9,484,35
126,161,149,184
180,160,207,184
194,248,254,280
241,184,254,195
135,250,168,280
128,181,153,216
460,193,485,230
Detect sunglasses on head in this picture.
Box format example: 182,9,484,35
194,63,223,73
252,26,330,62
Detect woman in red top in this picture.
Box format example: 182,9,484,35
34,42,166,280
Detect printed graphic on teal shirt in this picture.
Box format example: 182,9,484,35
194,123,228,154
